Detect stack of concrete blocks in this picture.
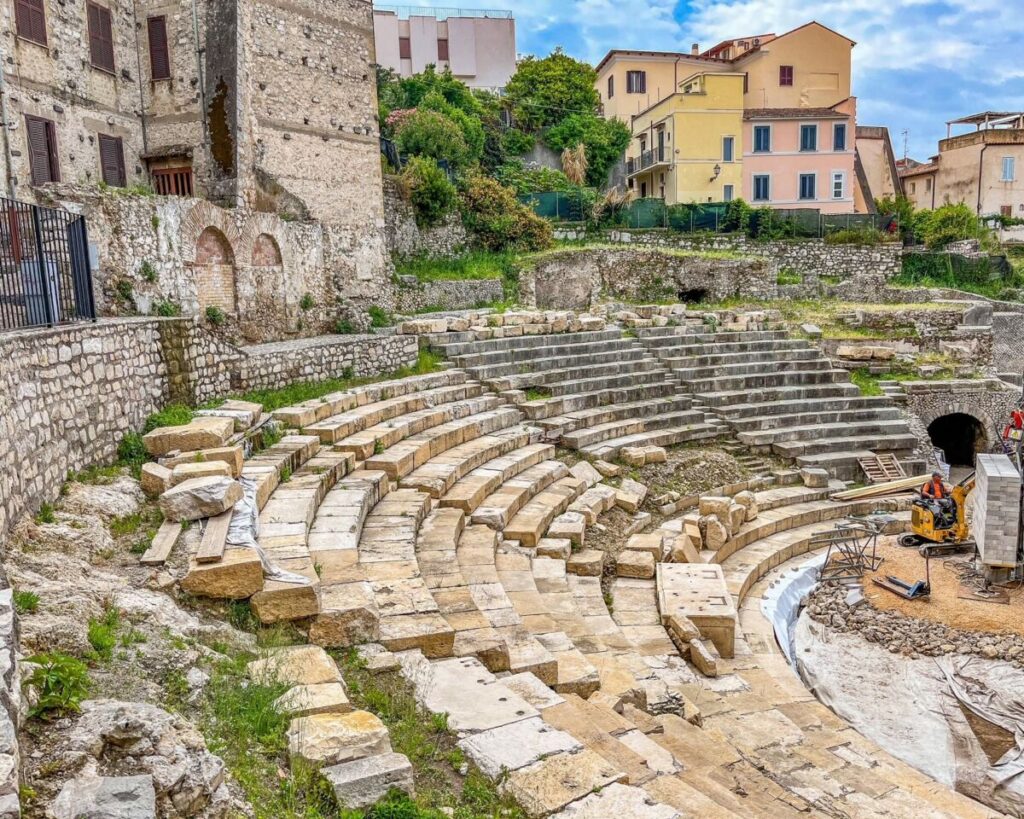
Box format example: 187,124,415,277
974,453,1021,577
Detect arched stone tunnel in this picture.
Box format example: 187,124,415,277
927,412,988,467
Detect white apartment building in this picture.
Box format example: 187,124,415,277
373,6,517,91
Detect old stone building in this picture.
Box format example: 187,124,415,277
0,0,391,341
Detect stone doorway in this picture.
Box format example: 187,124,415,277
928,413,987,467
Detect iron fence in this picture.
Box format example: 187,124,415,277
0,197,95,332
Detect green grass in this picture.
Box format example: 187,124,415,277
368,305,393,328
337,651,527,819
850,368,885,396
539,241,750,262
396,251,521,301
143,404,193,433
237,349,444,413
523,387,552,401
776,269,803,286
34,503,55,525
13,589,39,615
87,605,122,661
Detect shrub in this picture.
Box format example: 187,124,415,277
26,652,91,719
152,299,181,317
395,109,470,169
299,293,315,311
543,114,631,188
367,305,393,328
494,162,575,195
334,318,357,335
401,157,458,228
502,129,535,157
117,432,147,464
139,260,157,283
721,198,753,233
205,305,226,326
419,91,485,166
115,279,134,303
914,203,985,249
459,174,553,253
34,503,55,525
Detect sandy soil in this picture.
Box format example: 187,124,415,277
863,537,1024,637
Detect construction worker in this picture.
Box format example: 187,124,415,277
921,471,955,524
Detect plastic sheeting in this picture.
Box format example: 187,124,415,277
226,477,311,586
795,613,1024,815
760,552,826,667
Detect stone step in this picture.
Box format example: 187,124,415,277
489,358,665,393
696,382,860,409
643,337,810,358
468,347,650,381
539,395,694,437
562,410,706,450
452,337,642,369
504,476,587,547
659,346,821,369
545,370,674,399
773,432,917,459
437,328,623,358
636,329,790,349
667,357,832,383
731,406,903,436
796,449,916,481
609,577,678,658
441,444,557,515
472,460,571,530
685,368,848,394
365,407,524,480
273,370,468,428
400,425,537,498
718,394,894,420
742,418,911,448
305,383,485,444
581,423,723,460
519,382,679,421
335,394,503,459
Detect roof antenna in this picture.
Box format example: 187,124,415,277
901,128,909,162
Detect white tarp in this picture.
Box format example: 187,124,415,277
795,613,1024,816
760,552,826,667
226,477,311,586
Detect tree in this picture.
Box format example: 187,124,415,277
544,114,631,187
419,91,485,165
402,157,457,227
460,174,553,252
395,109,471,170
504,49,600,131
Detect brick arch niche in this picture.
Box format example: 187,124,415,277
251,233,283,267
195,226,237,313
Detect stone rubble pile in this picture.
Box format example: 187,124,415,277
807,582,1024,665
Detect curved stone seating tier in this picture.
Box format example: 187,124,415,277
578,419,726,461
518,382,680,422
440,445,556,514
536,394,693,437
562,408,707,450
272,370,468,428
632,324,919,479
470,461,570,530
306,382,486,445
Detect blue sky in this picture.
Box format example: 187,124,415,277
387,0,1024,160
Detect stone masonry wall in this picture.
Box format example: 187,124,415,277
519,247,778,309
553,229,903,281
394,279,504,314
0,319,417,543
383,175,468,260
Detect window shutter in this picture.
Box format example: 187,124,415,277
98,134,125,186
26,117,55,185
16,0,46,44
147,16,170,79
88,3,115,72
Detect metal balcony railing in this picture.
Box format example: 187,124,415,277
626,146,667,176
374,6,513,20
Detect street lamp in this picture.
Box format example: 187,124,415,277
710,163,722,181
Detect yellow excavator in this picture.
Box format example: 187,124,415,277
899,472,976,555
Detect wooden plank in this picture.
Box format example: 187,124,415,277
140,520,182,565
831,474,931,501
196,510,233,563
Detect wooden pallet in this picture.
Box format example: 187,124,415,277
858,453,906,484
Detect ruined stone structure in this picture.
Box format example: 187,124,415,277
2,0,390,341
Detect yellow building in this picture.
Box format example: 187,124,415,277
626,72,745,204
596,48,713,123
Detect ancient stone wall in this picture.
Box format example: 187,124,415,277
0,318,417,542
382,176,468,260
518,247,778,309
394,278,504,314
550,229,903,282
892,379,1018,454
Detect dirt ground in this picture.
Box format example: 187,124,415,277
863,537,1024,637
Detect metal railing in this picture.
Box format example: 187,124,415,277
626,146,667,176
374,5,513,20
0,197,94,332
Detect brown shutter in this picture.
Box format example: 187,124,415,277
147,16,170,80
98,134,125,186
15,0,46,45
26,116,56,185
88,3,115,72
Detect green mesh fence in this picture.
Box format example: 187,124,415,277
519,191,585,222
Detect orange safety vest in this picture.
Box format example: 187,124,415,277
922,479,946,499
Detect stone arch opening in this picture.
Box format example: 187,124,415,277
928,413,987,467
251,233,283,267
678,287,709,304
195,226,237,314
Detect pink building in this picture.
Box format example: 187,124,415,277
741,99,857,213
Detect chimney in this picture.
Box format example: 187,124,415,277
691,43,699,55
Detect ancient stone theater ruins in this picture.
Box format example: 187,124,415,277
2,2,1024,818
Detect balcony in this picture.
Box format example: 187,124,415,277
626,146,669,177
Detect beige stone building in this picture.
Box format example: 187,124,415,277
0,0,391,340
900,112,1024,216
855,126,903,205
373,6,517,91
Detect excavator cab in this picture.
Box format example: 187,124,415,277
900,472,975,553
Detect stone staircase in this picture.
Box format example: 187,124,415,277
633,322,919,480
